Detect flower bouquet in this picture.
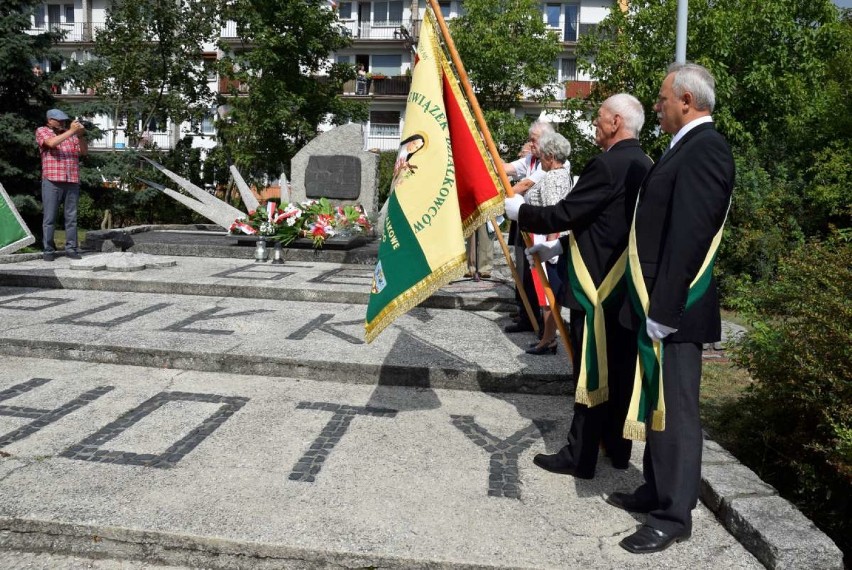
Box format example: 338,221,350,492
229,198,372,248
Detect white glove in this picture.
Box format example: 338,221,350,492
525,239,562,265
504,194,525,221
646,317,677,341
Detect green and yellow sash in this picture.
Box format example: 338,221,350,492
566,235,628,407
623,205,730,441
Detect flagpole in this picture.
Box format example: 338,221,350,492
490,216,539,335
426,0,574,362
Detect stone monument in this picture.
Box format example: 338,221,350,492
290,123,381,217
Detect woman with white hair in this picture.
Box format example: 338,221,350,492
524,130,572,354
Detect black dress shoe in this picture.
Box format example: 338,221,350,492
619,524,690,554
504,322,534,333
66,250,82,260
605,492,654,513
533,453,593,479
525,341,557,355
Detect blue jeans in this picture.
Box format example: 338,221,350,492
42,179,79,253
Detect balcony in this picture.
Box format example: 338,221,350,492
339,19,419,41
547,20,597,43
88,129,175,151
49,82,96,96
221,20,238,39
343,75,411,97
565,80,593,99
27,21,106,42
220,18,419,41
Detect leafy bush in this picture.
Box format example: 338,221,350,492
76,191,101,229
377,150,396,208
725,232,851,559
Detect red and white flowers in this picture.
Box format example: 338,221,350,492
229,198,372,248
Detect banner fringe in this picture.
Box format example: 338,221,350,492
365,253,467,343
461,196,504,239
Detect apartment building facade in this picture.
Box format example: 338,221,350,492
27,0,615,155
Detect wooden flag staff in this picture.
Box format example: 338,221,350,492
426,0,574,362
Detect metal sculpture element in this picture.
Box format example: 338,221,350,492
137,157,248,229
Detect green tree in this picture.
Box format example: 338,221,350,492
446,0,563,160
72,0,220,151
449,0,562,113
0,0,61,192
217,0,368,181
577,0,851,287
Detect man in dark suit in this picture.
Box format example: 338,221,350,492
503,93,652,479
606,63,736,554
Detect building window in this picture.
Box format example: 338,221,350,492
369,110,400,138
204,60,217,82
545,4,560,29
338,1,352,19
47,4,60,25
200,113,215,135
64,5,74,23
337,55,351,64
438,1,451,18
564,4,579,41
143,114,168,133
371,54,401,76
373,1,403,25
560,58,577,81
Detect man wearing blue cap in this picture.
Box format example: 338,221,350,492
36,109,88,261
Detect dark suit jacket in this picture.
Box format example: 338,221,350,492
517,139,653,311
621,122,735,343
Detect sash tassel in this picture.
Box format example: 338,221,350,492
567,235,627,409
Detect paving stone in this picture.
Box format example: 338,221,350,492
721,495,844,570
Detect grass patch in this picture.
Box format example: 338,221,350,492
700,360,754,448
720,308,750,328
18,229,88,254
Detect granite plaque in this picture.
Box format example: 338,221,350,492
305,156,361,200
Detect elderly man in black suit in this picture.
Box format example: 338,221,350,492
503,93,652,479
605,63,736,554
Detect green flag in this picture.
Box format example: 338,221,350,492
364,10,467,342
0,183,35,255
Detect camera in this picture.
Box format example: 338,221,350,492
75,117,95,130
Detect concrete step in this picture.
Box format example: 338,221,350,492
0,255,516,312
0,285,569,395
0,357,763,569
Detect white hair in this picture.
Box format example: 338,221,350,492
529,120,555,137
537,131,571,163
667,62,716,112
602,93,645,137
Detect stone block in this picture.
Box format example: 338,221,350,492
83,229,134,252
701,462,776,512
720,495,843,569
702,437,738,465
290,123,380,216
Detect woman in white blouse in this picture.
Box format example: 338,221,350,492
524,131,573,355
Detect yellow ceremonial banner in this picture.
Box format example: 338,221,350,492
364,9,466,342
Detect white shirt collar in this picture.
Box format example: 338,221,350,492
669,115,713,149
